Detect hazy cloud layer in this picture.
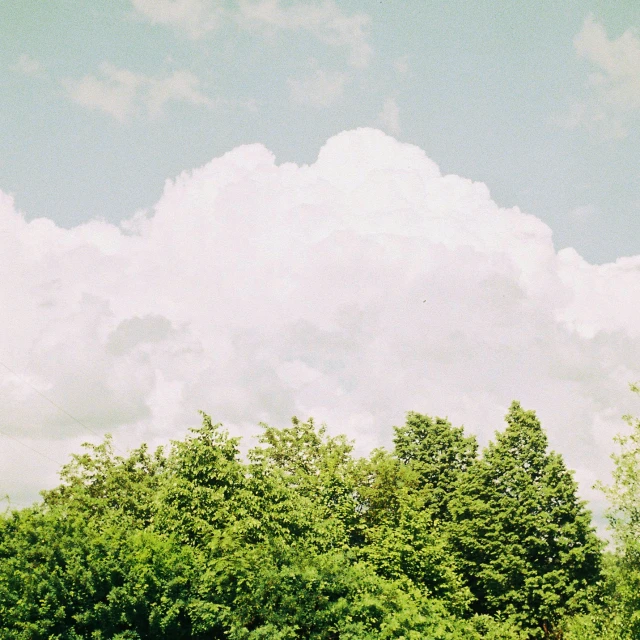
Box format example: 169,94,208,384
63,64,213,121
10,54,42,77
393,55,410,77
237,0,372,68
131,0,223,38
569,15,640,138
2,129,640,508
131,0,372,68
376,97,401,135
288,69,348,107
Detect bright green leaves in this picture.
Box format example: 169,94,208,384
602,400,640,563
355,449,471,613
0,404,604,639
565,386,640,639
248,416,360,545
0,508,194,639
393,412,477,518
157,413,245,546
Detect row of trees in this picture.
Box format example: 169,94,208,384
0,398,638,638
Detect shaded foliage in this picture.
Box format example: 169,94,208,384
447,402,601,637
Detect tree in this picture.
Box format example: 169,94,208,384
566,385,640,639
248,416,361,543
448,402,602,637
355,449,473,614
0,441,196,639
601,386,640,565
250,419,474,617
393,412,477,519
1,414,500,639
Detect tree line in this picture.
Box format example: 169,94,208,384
1,397,639,639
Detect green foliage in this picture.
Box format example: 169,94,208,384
393,412,478,518
0,404,605,639
355,449,472,613
448,402,602,637
564,386,640,640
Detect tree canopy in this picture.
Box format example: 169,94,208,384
563,385,640,639
0,402,614,639
447,402,601,636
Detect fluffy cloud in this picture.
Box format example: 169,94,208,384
63,64,212,121
569,15,640,138
288,69,348,107
2,129,640,512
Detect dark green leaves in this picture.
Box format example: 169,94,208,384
448,402,602,637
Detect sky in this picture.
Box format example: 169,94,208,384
1,1,640,517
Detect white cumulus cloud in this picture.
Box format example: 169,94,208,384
2,129,640,512
63,63,213,121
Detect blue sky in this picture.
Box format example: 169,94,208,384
2,0,639,263
2,1,640,510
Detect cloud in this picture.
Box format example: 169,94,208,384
63,63,213,121
10,54,42,76
568,15,640,139
238,0,372,68
131,0,222,38
237,0,373,67
568,205,596,221
376,97,401,135
288,69,348,107
145,69,214,116
393,55,410,76
132,0,372,68
2,129,640,513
